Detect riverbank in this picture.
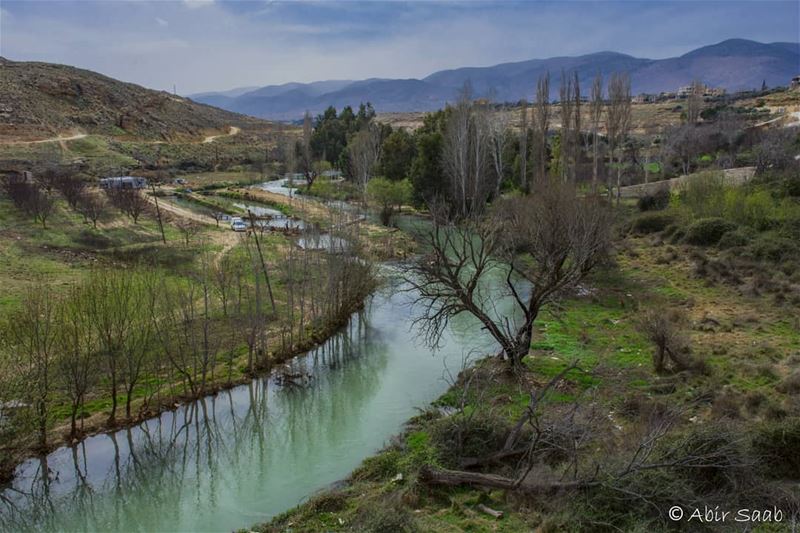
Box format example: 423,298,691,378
0,265,377,485
253,230,800,532
0,182,388,483
0,260,500,532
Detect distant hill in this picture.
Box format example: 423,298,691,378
190,39,800,120
0,58,274,142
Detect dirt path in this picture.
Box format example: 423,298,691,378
0,132,87,145
202,126,241,143
148,195,217,226
146,194,241,252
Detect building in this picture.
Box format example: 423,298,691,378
99,176,148,189
677,84,725,99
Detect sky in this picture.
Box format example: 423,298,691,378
1,0,798,95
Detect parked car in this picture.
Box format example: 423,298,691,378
231,219,247,232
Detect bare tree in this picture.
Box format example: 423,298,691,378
441,86,492,218
488,110,510,197
53,174,86,210
76,191,106,228
663,123,705,176
176,219,202,246
84,269,140,424
638,309,696,373
559,70,575,182
606,72,632,205
349,123,382,202
407,184,611,368
518,99,529,192
107,188,148,224
11,182,55,228
150,183,167,244
572,70,582,183
686,80,705,125
4,286,59,450
298,110,317,191
532,72,551,187
589,73,604,192
56,286,96,438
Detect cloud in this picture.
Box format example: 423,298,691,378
0,1,797,94
183,0,214,9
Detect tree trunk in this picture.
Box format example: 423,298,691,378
109,374,117,424
420,465,595,495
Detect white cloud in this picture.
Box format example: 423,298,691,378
155,17,168,27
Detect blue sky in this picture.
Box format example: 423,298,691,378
1,1,797,94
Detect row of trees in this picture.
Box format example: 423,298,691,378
0,222,373,457
290,73,794,218
0,169,155,229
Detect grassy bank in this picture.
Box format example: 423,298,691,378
0,187,379,481
252,205,800,532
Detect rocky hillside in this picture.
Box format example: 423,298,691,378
0,58,274,142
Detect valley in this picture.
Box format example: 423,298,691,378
1,16,799,533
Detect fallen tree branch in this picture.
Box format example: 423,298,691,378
503,361,581,451
476,503,504,519
419,465,598,495
459,446,530,469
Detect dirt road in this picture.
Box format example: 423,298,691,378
0,132,88,145
202,126,241,143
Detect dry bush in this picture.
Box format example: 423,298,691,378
637,309,700,373
353,495,419,533
778,371,800,395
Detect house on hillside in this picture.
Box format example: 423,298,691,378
633,93,656,104
99,176,148,189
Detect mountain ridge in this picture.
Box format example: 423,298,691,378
190,39,799,120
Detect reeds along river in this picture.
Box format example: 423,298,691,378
0,260,509,533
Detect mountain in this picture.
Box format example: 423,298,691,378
190,39,800,120
0,58,273,142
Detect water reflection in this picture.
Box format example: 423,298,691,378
0,275,495,533
232,203,306,229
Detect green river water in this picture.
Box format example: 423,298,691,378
0,261,511,532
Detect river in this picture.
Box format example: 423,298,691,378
0,200,512,532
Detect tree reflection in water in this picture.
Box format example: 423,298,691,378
0,306,386,533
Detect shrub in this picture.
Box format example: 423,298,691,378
724,189,778,231
637,188,671,211
717,227,753,249
784,174,800,197
679,171,726,219
684,217,737,246
632,212,675,234
307,490,348,513
777,371,800,395
743,233,800,262
351,450,402,482
637,309,697,373
751,419,800,479
399,430,439,472
429,412,509,468
354,497,419,533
